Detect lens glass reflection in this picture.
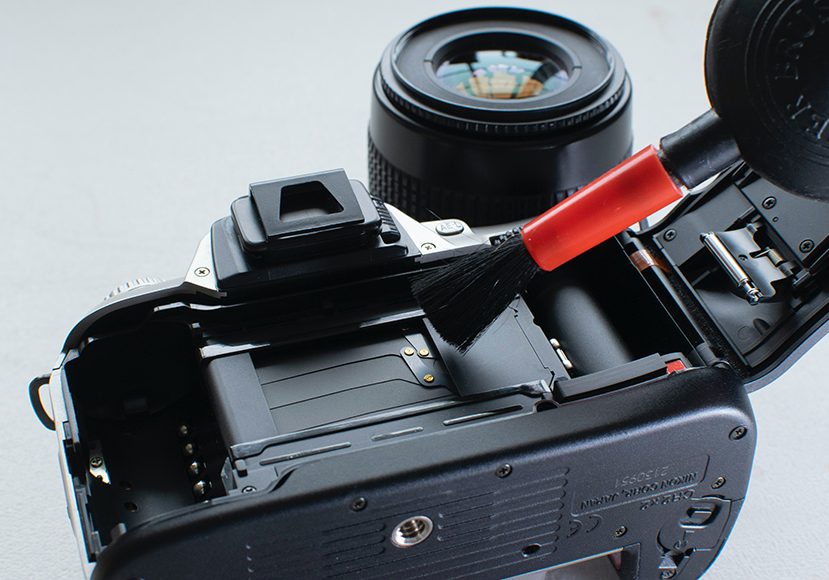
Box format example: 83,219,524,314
436,49,570,100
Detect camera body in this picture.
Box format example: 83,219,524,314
32,163,828,579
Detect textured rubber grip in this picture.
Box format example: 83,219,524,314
521,146,683,271
368,137,576,226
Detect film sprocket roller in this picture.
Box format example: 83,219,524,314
30,2,828,579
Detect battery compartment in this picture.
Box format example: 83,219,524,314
525,239,691,378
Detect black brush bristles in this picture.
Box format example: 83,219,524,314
412,234,541,352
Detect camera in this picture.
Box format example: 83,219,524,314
30,7,828,580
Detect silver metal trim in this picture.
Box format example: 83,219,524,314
183,232,221,297
50,369,95,579
386,205,484,262
391,516,434,548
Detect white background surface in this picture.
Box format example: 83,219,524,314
1,1,827,578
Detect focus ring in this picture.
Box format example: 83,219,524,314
369,137,575,224
381,74,626,136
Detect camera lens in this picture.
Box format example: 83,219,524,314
369,8,633,226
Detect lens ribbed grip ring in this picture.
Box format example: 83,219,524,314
381,75,626,137
368,137,575,226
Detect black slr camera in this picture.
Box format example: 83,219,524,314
30,6,828,580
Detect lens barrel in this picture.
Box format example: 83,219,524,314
369,8,633,226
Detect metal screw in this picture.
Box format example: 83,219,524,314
662,569,677,578
403,347,415,356
800,239,815,253
351,497,367,511
420,243,437,252
613,526,627,538
89,456,103,468
762,196,777,209
663,229,677,242
194,267,210,277
187,461,203,477
182,442,196,457
193,480,211,498
496,464,512,478
241,486,256,494
730,426,748,440
423,374,435,383
178,424,190,438
712,476,726,489
418,348,430,358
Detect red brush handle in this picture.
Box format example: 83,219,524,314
521,146,683,271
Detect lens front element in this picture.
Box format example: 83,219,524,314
436,49,571,100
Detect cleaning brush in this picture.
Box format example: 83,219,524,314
413,141,692,351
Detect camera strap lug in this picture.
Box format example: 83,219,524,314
29,373,55,431
700,223,795,304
